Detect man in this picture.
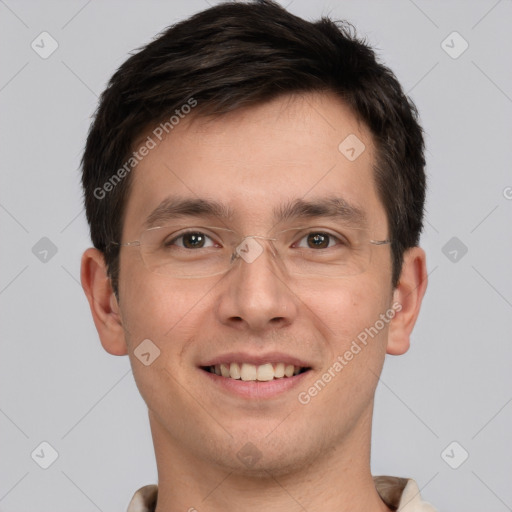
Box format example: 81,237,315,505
80,1,433,510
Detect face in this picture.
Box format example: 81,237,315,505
116,92,395,475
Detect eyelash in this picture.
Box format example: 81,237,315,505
167,231,218,248
167,229,348,249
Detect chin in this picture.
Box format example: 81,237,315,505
206,431,325,480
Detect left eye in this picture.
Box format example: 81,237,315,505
295,232,342,249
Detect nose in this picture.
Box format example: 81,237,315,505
215,236,299,332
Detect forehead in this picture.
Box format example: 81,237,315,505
123,92,386,236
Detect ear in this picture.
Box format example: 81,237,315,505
80,248,128,356
386,247,428,356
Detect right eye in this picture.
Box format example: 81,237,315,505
165,231,218,249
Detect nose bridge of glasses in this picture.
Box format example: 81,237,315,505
231,233,279,265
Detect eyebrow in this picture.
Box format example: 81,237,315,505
275,197,366,227
143,195,366,229
143,197,235,228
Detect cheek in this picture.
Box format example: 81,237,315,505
298,278,392,410
117,274,205,408
300,280,391,411
118,246,207,335
297,276,390,345
295,304,390,434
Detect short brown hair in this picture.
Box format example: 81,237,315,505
81,0,426,296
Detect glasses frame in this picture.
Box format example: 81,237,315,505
110,224,392,279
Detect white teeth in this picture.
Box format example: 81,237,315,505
229,362,241,379
274,362,285,378
240,363,257,381
220,363,230,377
256,363,274,381
209,362,306,381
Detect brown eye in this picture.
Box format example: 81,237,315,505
183,232,207,248
306,232,331,249
167,231,215,249
293,230,348,250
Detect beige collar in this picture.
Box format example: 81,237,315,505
127,475,437,512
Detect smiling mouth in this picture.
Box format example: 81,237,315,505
201,362,311,381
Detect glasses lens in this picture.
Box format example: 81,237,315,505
136,224,383,278
139,225,235,277
276,226,373,278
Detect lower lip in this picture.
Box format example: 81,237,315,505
200,368,311,400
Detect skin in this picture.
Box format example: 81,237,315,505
81,91,427,512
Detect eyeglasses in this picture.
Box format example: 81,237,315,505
113,224,391,279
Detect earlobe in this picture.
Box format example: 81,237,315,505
386,247,428,356
80,248,128,356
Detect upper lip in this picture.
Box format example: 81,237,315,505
199,351,313,369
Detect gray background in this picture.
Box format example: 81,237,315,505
1,0,511,510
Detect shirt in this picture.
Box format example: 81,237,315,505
126,475,437,511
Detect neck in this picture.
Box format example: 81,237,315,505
150,408,391,512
